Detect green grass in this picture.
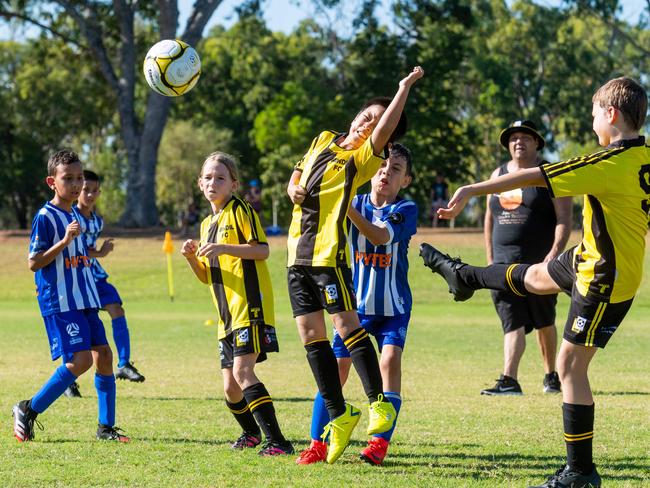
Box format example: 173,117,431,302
0,230,649,487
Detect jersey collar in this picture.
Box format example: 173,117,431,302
606,135,645,149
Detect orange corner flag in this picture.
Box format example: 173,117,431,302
162,231,174,254
163,231,175,301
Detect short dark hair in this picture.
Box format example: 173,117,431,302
592,77,648,131
83,170,100,184
389,143,413,177
47,149,81,176
358,96,408,143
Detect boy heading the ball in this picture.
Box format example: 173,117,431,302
12,150,128,443
420,77,648,488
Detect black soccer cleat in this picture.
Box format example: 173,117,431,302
63,381,82,398
115,362,145,382
96,423,130,442
231,432,261,449
543,372,562,394
258,440,295,456
481,375,523,396
529,464,602,488
12,400,41,442
419,243,474,302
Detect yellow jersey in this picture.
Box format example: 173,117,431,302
541,137,650,302
287,131,386,267
199,196,274,339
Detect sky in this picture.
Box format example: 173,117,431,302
1,0,646,40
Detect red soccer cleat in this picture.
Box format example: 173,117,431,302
360,436,389,465
296,439,328,465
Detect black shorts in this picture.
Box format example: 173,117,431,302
547,246,633,348
219,324,279,369
491,290,557,334
287,265,356,317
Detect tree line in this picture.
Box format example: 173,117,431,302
0,0,648,229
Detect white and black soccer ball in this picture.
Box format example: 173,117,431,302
143,39,201,97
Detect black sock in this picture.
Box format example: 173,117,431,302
342,328,383,403
563,402,595,474
225,398,260,438
243,382,285,443
459,263,530,296
304,339,346,419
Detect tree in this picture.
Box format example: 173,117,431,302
1,0,226,226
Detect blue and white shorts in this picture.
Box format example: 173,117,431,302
332,312,411,358
43,309,109,361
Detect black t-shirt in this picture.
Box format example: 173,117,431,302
489,161,556,264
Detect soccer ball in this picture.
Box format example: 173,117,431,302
143,39,201,97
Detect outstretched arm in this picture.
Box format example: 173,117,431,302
439,167,546,220
371,66,424,153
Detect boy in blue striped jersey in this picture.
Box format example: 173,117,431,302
62,170,144,398
297,143,417,465
12,150,129,443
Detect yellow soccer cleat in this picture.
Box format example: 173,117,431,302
367,394,397,435
322,403,361,464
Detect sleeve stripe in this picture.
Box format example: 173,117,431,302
544,147,625,179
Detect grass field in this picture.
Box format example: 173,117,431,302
0,229,648,487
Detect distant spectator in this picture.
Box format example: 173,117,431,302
180,202,200,237
244,179,264,223
430,174,449,227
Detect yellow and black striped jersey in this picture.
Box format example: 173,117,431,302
287,131,387,267
199,196,274,339
540,136,650,302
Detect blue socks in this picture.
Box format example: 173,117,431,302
310,391,330,441
111,316,130,368
376,391,402,442
95,373,116,427
30,365,78,413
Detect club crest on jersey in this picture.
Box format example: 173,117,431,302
66,322,80,337
572,316,588,333
325,284,338,304
388,212,403,224
236,329,249,346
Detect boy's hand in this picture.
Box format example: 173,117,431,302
197,243,224,259
181,239,199,257
399,66,424,88
438,186,472,220
288,183,307,205
98,238,114,257
63,221,81,244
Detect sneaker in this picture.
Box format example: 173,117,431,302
367,394,397,435
296,439,328,465
12,400,40,442
258,440,295,456
543,372,562,393
419,243,474,302
480,375,523,396
115,362,145,382
63,382,82,398
360,436,389,466
231,432,261,449
96,424,130,442
322,403,361,464
529,464,602,488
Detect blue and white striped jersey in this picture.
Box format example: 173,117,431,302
349,193,418,316
29,202,101,316
73,206,108,280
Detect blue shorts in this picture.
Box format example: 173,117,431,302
43,309,109,361
332,313,411,358
95,278,122,308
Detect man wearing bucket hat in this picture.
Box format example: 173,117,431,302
481,120,572,396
